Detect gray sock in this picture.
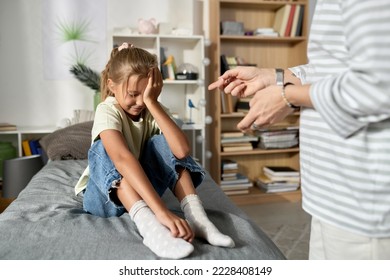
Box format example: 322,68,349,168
129,200,194,259
181,194,235,248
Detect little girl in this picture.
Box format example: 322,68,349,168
75,42,234,259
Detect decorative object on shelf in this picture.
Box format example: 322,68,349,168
187,99,197,124
162,55,176,80
138,18,158,34
69,63,101,110
175,63,199,80
56,118,72,128
221,21,245,35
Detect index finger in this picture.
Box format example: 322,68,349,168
208,77,225,91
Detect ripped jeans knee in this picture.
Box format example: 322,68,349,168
82,140,126,218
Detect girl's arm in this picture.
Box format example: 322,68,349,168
144,68,190,159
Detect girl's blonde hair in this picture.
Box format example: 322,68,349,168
100,43,158,101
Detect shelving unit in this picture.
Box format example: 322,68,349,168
110,34,207,167
208,0,308,205
0,126,56,158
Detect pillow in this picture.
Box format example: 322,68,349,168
39,121,93,160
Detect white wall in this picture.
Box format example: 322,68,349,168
0,0,314,127
0,0,204,127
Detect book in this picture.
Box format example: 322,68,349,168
221,173,250,185
295,5,305,36
220,54,229,74
0,123,17,131
22,140,32,156
256,174,299,193
263,173,300,183
290,5,301,37
224,189,250,195
257,128,299,149
263,166,299,177
220,135,259,144
220,91,228,113
29,140,40,155
221,181,253,190
222,143,253,152
257,174,299,186
258,185,299,193
221,159,238,170
273,4,291,37
258,139,298,149
221,131,245,138
284,4,296,37
221,172,239,180
235,97,251,113
254,28,278,37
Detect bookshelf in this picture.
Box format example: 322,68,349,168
208,0,308,205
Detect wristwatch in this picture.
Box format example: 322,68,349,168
275,68,284,86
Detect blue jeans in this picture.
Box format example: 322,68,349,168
83,135,205,218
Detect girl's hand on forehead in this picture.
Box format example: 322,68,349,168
144,67,163,104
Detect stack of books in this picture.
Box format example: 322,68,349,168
221,159,252,195
256,165,300,193
256,127,298,149
273,4,305,37
22,139,43,156
0,123,17,131
221,131,258,152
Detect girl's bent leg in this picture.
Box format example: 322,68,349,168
140,135,205,196
83,140,126,218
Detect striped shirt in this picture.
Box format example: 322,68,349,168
290,0,390,237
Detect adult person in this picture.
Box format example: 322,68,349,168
208,0,390,259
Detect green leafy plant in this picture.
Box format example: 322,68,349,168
56,18,96,65
70,63,100,91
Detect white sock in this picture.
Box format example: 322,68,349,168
129,200,194,259
181,194,235,248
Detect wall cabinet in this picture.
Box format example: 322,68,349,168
208,0,308,205
111,34,208,167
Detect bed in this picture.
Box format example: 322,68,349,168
0,122,285,260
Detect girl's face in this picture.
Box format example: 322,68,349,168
110,75,148,120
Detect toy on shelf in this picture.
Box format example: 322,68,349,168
138,18,158,34
187,99,197,124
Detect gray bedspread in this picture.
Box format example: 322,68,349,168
0,160,285,260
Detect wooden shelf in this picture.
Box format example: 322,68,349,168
221,147,299,156
227,187,301,206
207,0,308,205
220,35,306,44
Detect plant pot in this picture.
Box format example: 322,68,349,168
94,91,101,111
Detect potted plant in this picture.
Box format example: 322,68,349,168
70,63,101,110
